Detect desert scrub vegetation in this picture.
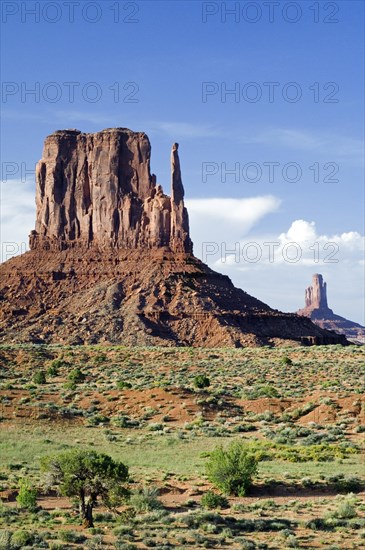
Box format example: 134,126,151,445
0,344,364,548
129,486,162,513
242,384,281,399
193,374,210,389
200,490,228,509
33,370,46,385
15,478,37,511
206,441,258,496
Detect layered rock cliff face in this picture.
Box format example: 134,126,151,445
0,128,348,346
298,274,364,344
29,129,192,253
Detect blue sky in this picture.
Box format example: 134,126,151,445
1,0,364,323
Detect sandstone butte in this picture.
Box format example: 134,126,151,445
297,274,365,344
0,128,348,347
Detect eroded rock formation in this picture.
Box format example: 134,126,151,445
29,129,192,253
303,274,330,313
170,143,191,253
0,128,348,346
298,274,364,344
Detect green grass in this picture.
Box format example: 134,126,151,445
0,425,228,475
260,457,362,480
1,426,363,482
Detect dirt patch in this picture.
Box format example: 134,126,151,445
238,397,293,415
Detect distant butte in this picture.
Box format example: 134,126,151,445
0,128,348,347
297,274,364,344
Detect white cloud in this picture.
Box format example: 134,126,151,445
0,179,35,262
186,195,281,245
205,219,364,269
189,206,364,325
280,219,317,243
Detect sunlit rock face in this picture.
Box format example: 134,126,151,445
30,129,192,253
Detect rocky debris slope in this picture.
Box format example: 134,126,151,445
0,129,347,347
297,274,364,344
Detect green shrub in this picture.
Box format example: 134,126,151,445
59,529,86,543
68,368,85,384
330,498,358,519
193,375,210,389
16,478,37,510
117,381,132,390
280,357,292,365
36,509,51,523
51,358,70,370
85,535,104,549
354,424,365,433
333,476,364,493
206,441,258,496
47,362,60,376
114,543,137,550
87,414,110,426
0,502,18,522
33,370,46,384
0,530,11,550
112,415,139,428
240,539,257,550
49,543,72,550
63,381,77,391
305,518,327,531
201,491,228,509
243,384,280,400
10,530,34,548
94,512,114,523
130,486,162,513
255,385,280,398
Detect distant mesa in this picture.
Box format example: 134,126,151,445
0,128,348,347
297,274,365,344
